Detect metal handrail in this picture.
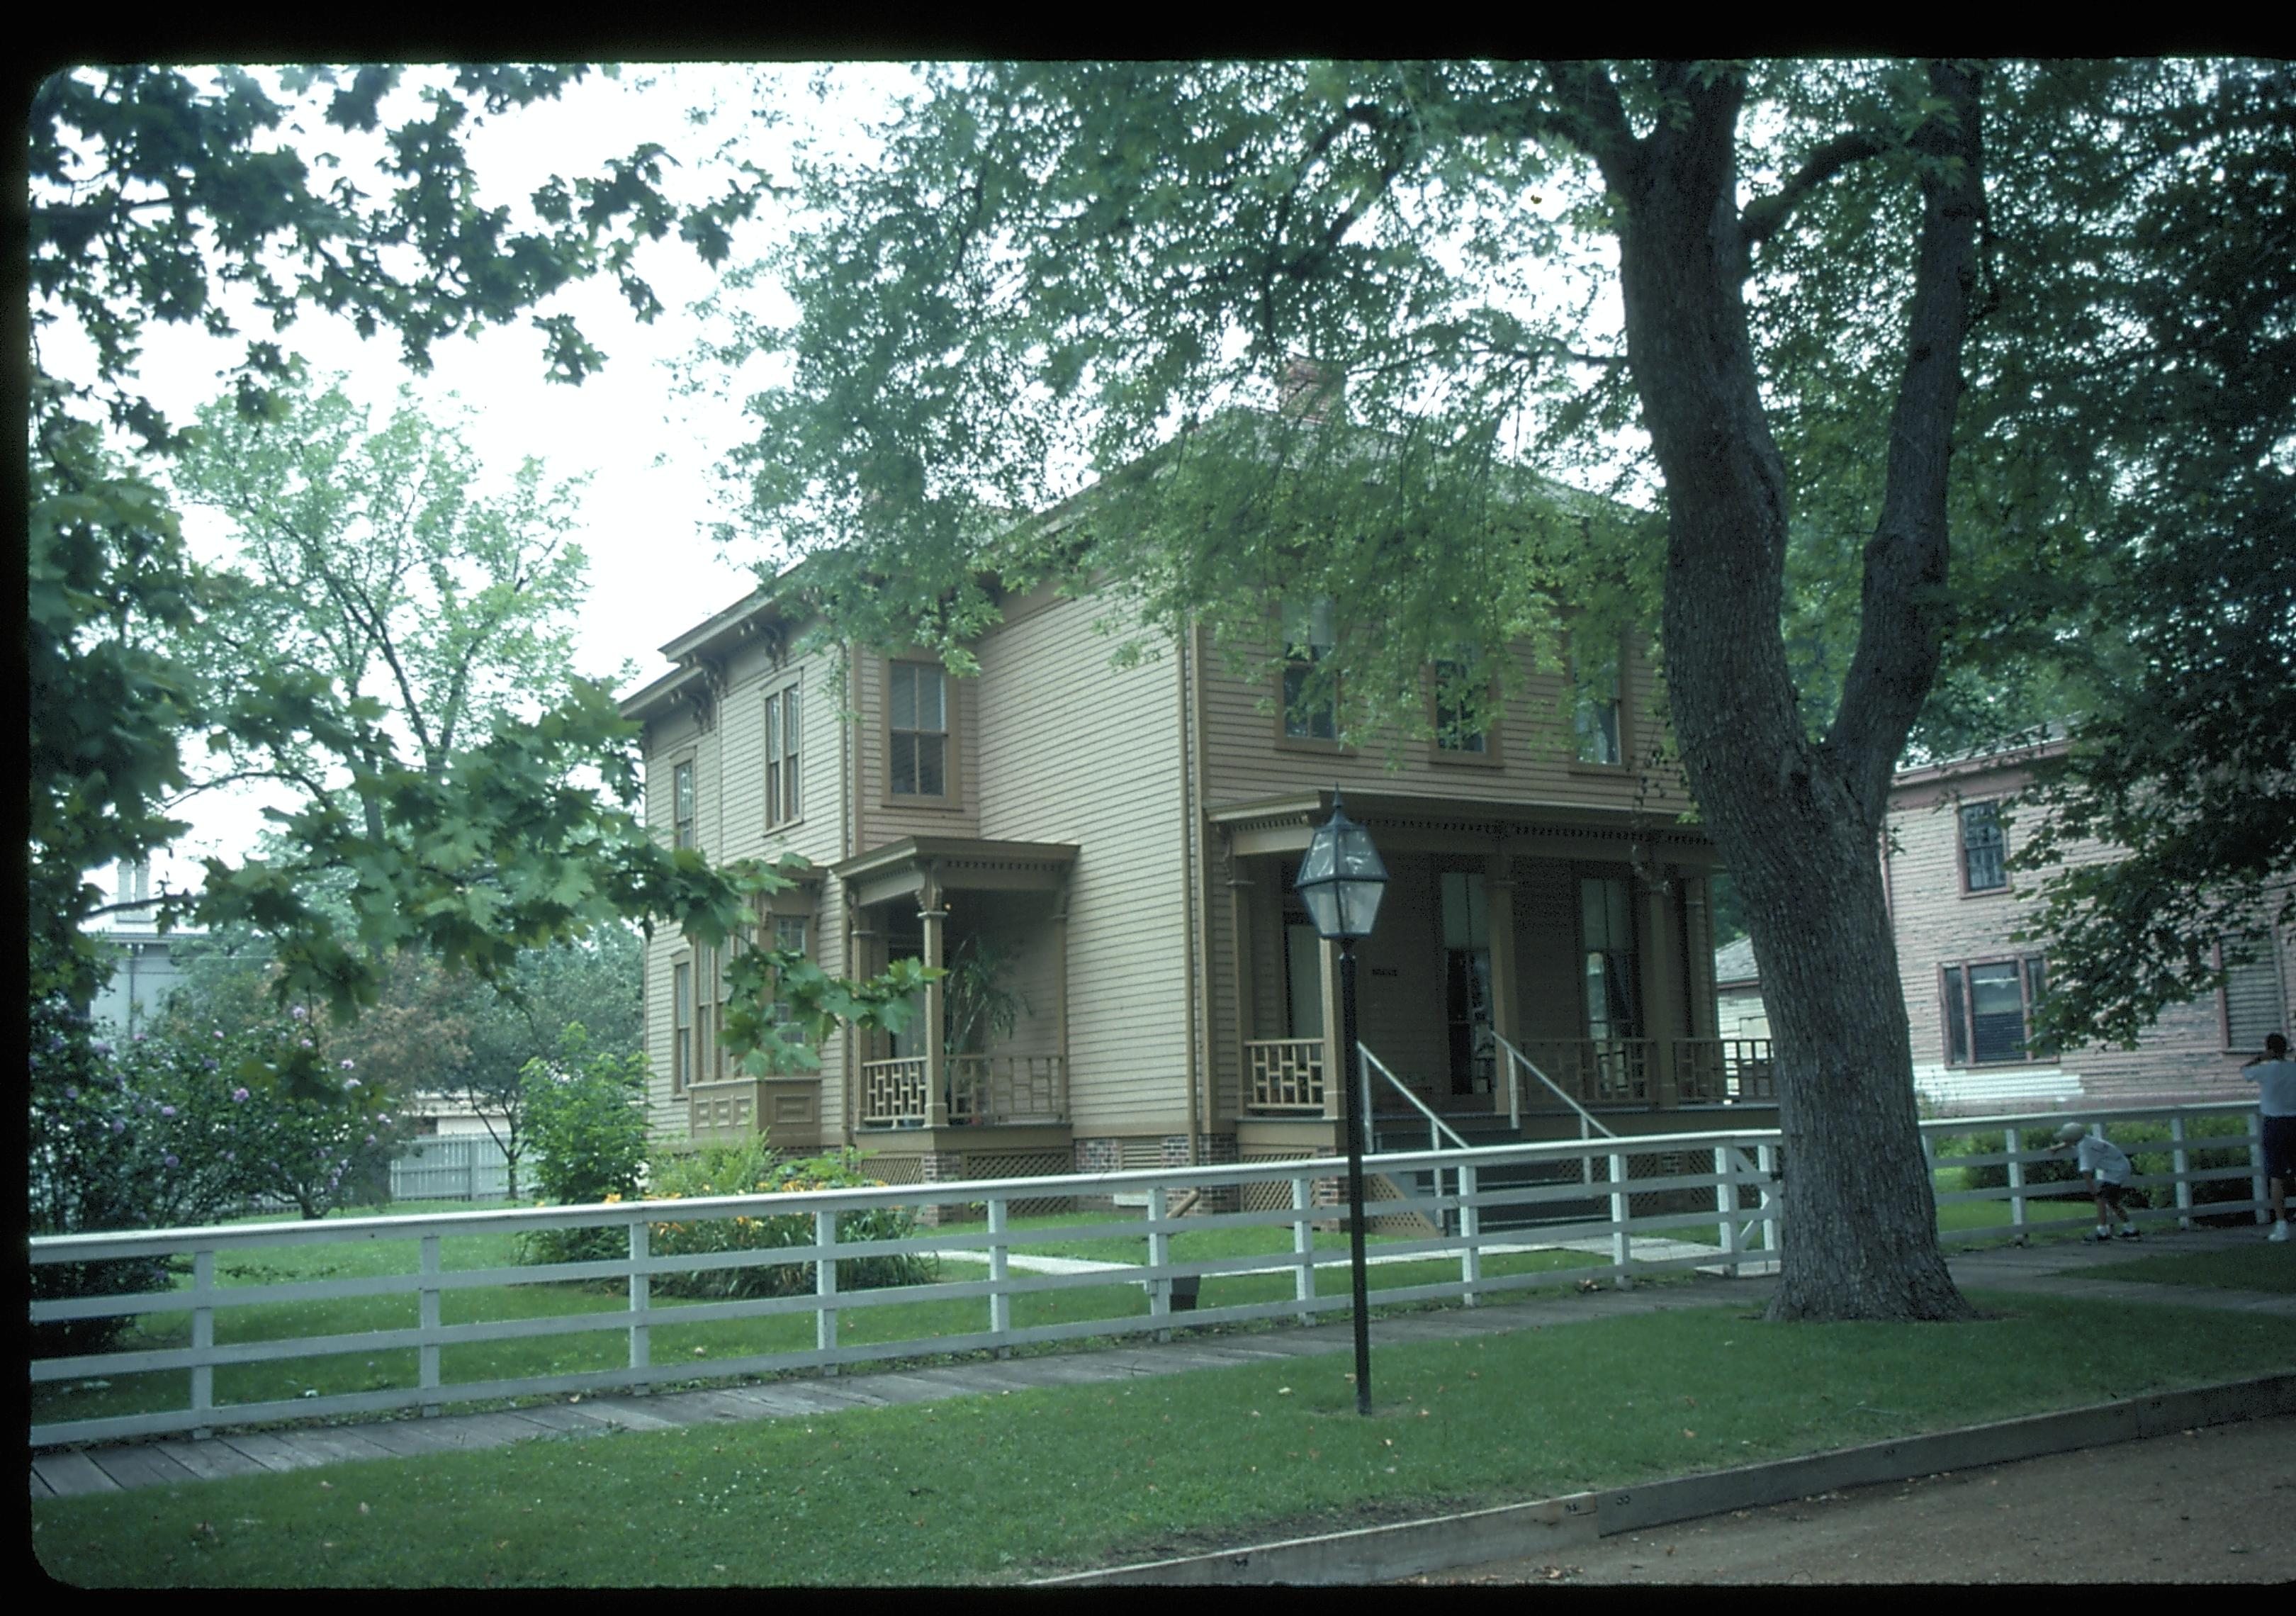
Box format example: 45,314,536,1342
1358,1045,1473,1152
1482,1028,1620,1140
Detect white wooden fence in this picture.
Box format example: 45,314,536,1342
389,1135,514,1203
28,1101,2269,1450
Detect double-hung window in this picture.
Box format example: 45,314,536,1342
672,759,697,851
1580,876,1641,1040
2221,933,2289,1051
1572,649,1622,766
1941,956,2050,1065
764,681,801,826
1281,597,1338,742
1959,801,2007,893
672,960,694,1094
1434,653,1491,755
889,662,947,797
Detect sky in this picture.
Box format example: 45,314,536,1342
54,63,914,898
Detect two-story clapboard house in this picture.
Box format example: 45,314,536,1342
1884,736,2293,1116
619,543,1773,1195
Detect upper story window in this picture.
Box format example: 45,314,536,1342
1942,955,2051,1065
1281,597,1338,742
2222,933,2288,1052
889,661,948,797
764,680,802,827
1572,649,1622,766
1959,801,2007,892
1434,654,1490,754
672,759,697,851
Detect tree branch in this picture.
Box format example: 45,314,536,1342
1739,129,1895,265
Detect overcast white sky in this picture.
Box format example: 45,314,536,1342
56,62,915,896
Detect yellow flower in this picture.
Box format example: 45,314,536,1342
603,1193,622,1204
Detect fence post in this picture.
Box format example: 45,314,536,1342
2171,1116,2194,1230
627,1219,651,1390
1292,1173,1315,1325
2005,1128,2028,1245
816,1208,839,1374
190,1247,215,1440
1609,1150,1631,1279
1459,1162,1481,1306
2251,1111,2270,1225
1713,1146,1739,1277
1148,1185,1171,1344
1756,1143,1779,1256
988,1196,1011,1355
420,1233,442,1416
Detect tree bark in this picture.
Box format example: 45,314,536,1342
1592,63,1985,1320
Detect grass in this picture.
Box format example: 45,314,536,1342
28,1288,2296,1588
2078,1241,2296,1294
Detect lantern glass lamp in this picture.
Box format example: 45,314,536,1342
1295,794,1388,940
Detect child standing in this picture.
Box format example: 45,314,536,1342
2053,1122,2141,1242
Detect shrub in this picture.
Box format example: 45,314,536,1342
1932,1116,2258,1211
644,1143,938,1299
519,1026,650,1266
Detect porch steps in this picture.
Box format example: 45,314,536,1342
1369,1111,1609,1234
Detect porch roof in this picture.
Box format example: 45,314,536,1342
833,836,1078,909
1207,789,1722,866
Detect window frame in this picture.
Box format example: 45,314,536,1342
764,678,804,829
1427,655,1504,768
1940,953,2052,1066
1577,872,1643,1041
670,755,697,852
670,955,694,1095
1276,596,1346,752
1567,637,1628,771
1957,799,2009,895
884,657,959,806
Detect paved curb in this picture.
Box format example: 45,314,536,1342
1030,1371,2296,1586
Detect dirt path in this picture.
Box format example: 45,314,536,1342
1409,1412,2296,1585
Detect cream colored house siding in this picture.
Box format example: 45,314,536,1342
972,586,1193,1133
638,630,854,1143
1198,632,1687,815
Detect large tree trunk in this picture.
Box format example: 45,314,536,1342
1590,63,1985,1320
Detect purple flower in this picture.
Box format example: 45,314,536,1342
203,1058,218,1070
318,1147,330,1158
298,1038,313,1049
291,1005,308,1021
232,1087,250,1102
366,1134,378,1147
133,1031,147,1042
213,1030,225,1040
159,1104,176,1118
164,1154,179,1168
63,1086,78,1101
343,1077,361,1090
110,1118,126,1133
339,1059,356,1070
91,1041,113,1057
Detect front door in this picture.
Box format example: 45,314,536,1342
1441,872,1493,1095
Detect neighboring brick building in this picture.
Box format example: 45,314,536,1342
1886,739,2292,1116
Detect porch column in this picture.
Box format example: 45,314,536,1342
1485,851,1519,1117
1319,935,1347,1123
1052,877,1071,1121
921,865,949,1129
1641,875,1684,1109
1225,841,1253,1106
844,901,874,1146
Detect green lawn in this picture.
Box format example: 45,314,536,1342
29,1289,2295,1587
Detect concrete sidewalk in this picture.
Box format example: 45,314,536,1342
30,1224,2291,1501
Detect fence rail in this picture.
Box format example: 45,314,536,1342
389,1135,512,1203
28,1101,2268,1450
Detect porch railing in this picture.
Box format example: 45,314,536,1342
31,1101,2268,1452
948,1054,1067,1126
1507,1038,1653,1105
1674,1038,1777,1104
860,1057,930,1127
1482,1028,1619,1142
1246,1037,1327,1111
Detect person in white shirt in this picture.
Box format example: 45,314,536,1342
2239,1032,2296,1243
2053,1122,2140,1242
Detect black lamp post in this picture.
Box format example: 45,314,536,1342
1294,789,1388,1416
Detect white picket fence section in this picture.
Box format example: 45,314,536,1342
28,1101,2269,1449
389,1135,514,1203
